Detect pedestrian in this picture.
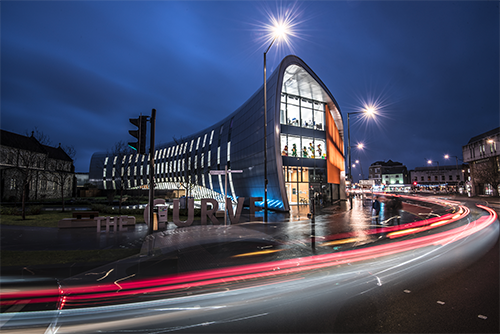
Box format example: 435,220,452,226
372,196,381,223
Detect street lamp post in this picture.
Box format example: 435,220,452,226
263,38,277,223
263,23,289,222
427,160,440,190
347,110,374,209
445,154,460,192
355,159,365,180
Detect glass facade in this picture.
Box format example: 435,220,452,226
89,55,345,212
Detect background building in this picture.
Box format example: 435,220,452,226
89,56,346,211
410,164,468,193
0,129,75,201
462,127,499,196
368,160,409,187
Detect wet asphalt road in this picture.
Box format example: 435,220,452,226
1,195,498,333
332,195,499,333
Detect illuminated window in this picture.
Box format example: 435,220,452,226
316,139,326,159
203,133,207,148
281,134,288,156
280,100,287,124
314,102,325,131
301,98,313,129
287,104,300,127
291,136,301,158
302,137,314,158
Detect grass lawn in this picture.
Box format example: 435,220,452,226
1,208,146,267
1,249,140,267
0,211,146,227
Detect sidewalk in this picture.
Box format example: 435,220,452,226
0,196,425,253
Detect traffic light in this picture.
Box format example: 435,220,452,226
128,116,147,154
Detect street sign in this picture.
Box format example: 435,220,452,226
210,169,243,175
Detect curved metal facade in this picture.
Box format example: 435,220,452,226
89,55,345,212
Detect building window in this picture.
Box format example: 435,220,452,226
281,134,326,160
441,175,445,181
435,176,438,181
421,176,424,181
280,93,325,131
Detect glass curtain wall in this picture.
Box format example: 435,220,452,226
280,92,327,205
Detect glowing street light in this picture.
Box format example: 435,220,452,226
263,18,290,222
347,111,374,187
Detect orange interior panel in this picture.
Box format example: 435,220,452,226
325,104,345,184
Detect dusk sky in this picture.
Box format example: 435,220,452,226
2,1,498,180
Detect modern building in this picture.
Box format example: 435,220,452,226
368,160,409,187
0,129,75,201
410,164,468,193
462,127,499,196
89,55,346,211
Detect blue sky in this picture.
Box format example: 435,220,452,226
2,1,498,179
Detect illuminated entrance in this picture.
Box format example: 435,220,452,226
283,166,327,205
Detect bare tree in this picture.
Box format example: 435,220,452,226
473,158,500,196
47,144,76,212
1,128,50,219
108,141,134,213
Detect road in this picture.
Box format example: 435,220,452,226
1,195,498,333
334,195,499,333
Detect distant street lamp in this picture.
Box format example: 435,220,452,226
427,160,440,188
263,21,289,222
355,159,365,180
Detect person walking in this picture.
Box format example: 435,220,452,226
372,196,381,224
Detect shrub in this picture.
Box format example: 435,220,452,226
28,205,43,215
0,205,43,216
1,207,19,215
